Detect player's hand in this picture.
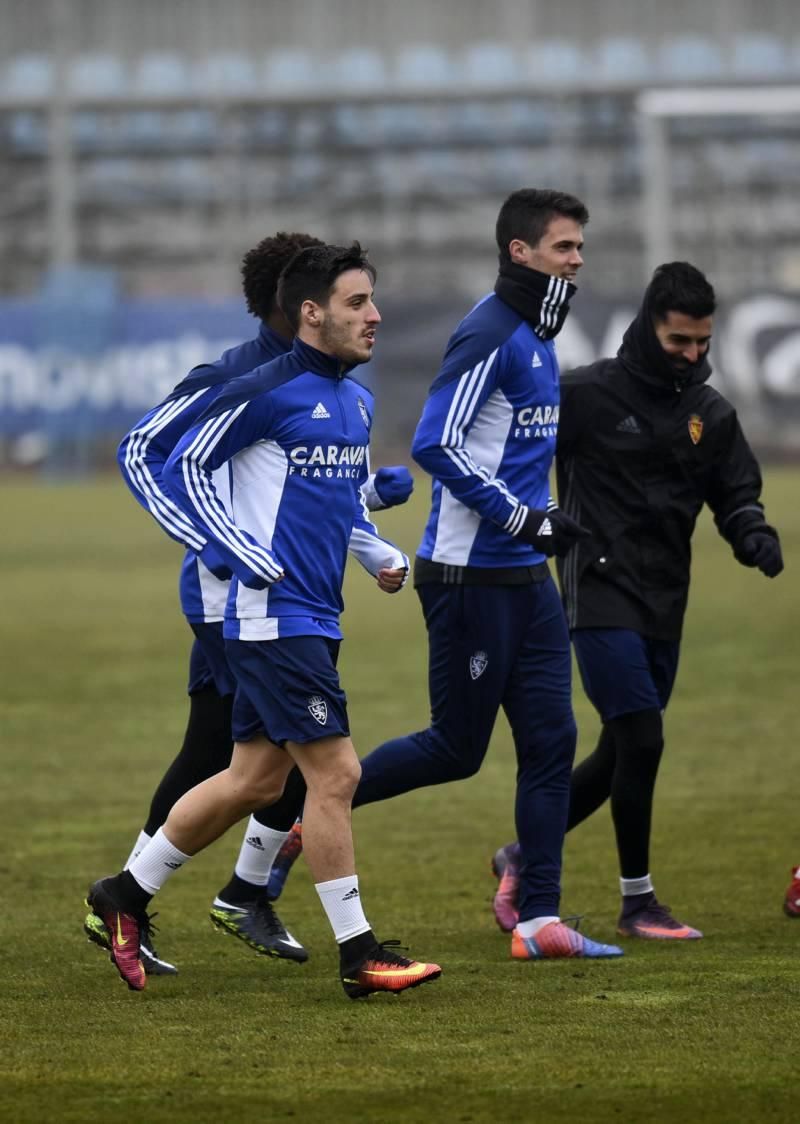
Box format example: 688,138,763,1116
516,508,592,558
738,531,783,577
373,466,414,508
198,542,232,581
377,566,407,593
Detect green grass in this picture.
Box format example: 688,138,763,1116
2,469,799,1123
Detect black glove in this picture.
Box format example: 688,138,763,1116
736,530,783,577
516,508,592,558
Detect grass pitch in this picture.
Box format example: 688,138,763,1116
1,469,799,1123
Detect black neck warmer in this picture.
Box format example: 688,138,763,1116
494,260,577,340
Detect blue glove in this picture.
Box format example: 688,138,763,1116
373,465,414,509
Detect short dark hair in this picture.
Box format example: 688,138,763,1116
241,231,324,321
495,188,589,263
647,261,716,322
277,242,376,331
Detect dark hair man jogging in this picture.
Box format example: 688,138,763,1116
87,243,440,1000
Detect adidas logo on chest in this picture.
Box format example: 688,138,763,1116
311,402,331,419
616,415,641,434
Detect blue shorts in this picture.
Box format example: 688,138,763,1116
571,628,680,722
226,636,349,746
187,622,237,697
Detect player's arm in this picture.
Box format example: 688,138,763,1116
706,409,783,577
163,396,285,590
348,456,409,592
117,382,232,578
411,338,586,554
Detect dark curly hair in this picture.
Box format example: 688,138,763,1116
241,231,324,321
277,242,376,332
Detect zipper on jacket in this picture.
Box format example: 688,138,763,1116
335,381,349,434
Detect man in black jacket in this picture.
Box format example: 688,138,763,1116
491,261,783,940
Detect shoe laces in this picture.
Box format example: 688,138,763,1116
252,898,284,936
560,914,584,932
367,939,412,968
139,910,159,952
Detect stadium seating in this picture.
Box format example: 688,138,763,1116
1,53,54,99
731,34,789,79
594,37,652,85
657,35,725,80
68,53,129,98
393,45,455,90
523,40,587,86
132,52,192,97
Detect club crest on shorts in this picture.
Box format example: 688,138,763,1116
307,695,328,725
688,413,703,445
357,397,371,430
469,650,488,680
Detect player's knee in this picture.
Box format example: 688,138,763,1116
609,709,664,759
428,728,488,779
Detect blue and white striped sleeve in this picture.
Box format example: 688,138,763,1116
162,397,285,591
411,341,527,534
117,387,233,578
348,460,409,580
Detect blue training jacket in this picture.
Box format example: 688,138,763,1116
413,291,560,568
162,337,408,641
117,323,291,622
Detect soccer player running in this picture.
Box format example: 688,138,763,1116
491,262,784,941
86,232,412,975
269,189,624,961
87,242,441,999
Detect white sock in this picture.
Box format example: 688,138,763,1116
315,875,371,943
234,819,289,887
516,915,560,938
620,874,654,897
128,827,191,895
123,829,151,870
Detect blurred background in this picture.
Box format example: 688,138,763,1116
2,0,800,467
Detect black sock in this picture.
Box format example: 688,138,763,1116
339,929,376,970
216,872,264,906
566,723,617,831
607,709,664,878
620,890,656,917
144,689,234,836
110,869,153,913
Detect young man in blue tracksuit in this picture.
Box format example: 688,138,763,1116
87,242,441,999
344,189,623,961
272,192,627,960
86,233,413,975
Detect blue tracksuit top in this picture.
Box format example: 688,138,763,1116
162,337,408,641
117,323,291,622
413,291,559,567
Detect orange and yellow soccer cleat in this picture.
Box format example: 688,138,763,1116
341,940,442,999
617,896,702,940
783,866,800,918
511,920,624,960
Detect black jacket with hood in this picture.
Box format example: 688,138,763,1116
555,292,776,642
